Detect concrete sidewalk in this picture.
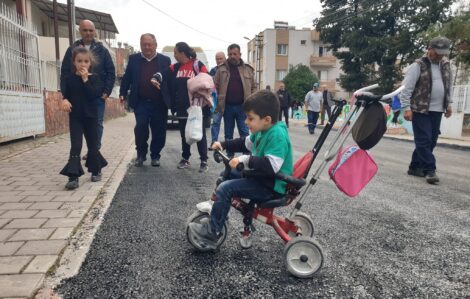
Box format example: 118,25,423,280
0,115,135,298
290,118,470,149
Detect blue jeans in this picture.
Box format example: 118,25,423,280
210,111,223,144
224,104,249,155
133,99,168,160
410,111,442,173
95,97,106,150
307,110,319,133
210,171,278,234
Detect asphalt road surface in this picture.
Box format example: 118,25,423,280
57,123,470,298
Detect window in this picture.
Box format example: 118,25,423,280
300,40,306,45
317,70,328,81
276,69,288,81
277,44,288,55
319,46,324,57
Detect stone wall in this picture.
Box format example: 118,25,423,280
43,90,126,137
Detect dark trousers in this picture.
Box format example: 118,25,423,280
320,104,332,125
307,110,319,134
134,99,168,160
392,110,400,124
178,117,208,162
410,111,443,173
279,107,289,125
96,97,105,150
60,115,106,177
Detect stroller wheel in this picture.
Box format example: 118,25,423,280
288,211,315,237
284,236,323,278
186,210,227,252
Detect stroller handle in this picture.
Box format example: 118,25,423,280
353,85,404,104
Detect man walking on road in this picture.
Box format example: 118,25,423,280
400,36,453,184
119,34,171,167
60,20,115,159
320,85,334,125
304,83,323,134
277,82,292,127
209,52,226,146
214,44,256,157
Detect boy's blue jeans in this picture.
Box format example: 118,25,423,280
210,171,279,234
210,111,223,144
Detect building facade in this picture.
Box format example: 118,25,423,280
246,21,348,99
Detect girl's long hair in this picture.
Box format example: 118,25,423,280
175,42,196,59
71,47,95,73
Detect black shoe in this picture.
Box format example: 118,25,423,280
407,168,425,177
91,173,102,182
199,161,208,173
177,159,190,169
82,154,88,160
65,177,79,190
151,159,160,167
134,157,145,167
425,171,440,184
309,131,315,135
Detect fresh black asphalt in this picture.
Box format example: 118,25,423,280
57,124,470,298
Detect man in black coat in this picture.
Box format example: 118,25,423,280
119,33,171,167
60,20,116,157
276,82,292,127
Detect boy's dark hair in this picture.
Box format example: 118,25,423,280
243,90,280,123
227,43,240,51
71,47,95,73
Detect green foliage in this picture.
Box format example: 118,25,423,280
317,0,454,93
423,9,470,70
283,64,318,103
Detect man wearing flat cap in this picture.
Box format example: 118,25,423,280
400,36,453,185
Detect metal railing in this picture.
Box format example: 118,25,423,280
452,85,470,113
41,60,61,92
0,3,41,94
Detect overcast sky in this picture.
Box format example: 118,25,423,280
62,0,322,68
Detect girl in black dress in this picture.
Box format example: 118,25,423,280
60,47,107,190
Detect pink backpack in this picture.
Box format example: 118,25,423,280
328,145,377,197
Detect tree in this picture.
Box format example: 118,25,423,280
316,0,454,93
423,8,470,83
283,64,318,103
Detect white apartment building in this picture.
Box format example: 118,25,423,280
246,21,348,99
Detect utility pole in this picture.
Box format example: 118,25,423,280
255,33,263,90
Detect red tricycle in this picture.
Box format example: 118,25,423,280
186,84,404,278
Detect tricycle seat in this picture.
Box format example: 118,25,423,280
257,197,288,208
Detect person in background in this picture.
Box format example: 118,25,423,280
167,42,210,173
214,44,256,158
320,85,334,125
390,94,401,128
209,52,226,147
304,83,323,134
119,33,171,167
399,36,453,184
276,82,292,127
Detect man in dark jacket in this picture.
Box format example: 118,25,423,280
320,85,334,125
119,33,171,167
399,36,453,184
276,82,292,127
60,20,115,157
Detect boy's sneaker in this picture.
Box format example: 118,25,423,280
199,161,208,173
189,218,221,250
65,177,79,190
177,159,190,169
91,172,102,182
407,168,425,177
425,171,440,184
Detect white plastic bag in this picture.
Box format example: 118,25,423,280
185,105,203,144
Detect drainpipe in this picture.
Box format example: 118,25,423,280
53,0,60,90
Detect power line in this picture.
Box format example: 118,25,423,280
141,0,231,44
316,0,389,27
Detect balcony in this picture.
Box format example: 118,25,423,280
320,80,336,91
310,55,337,67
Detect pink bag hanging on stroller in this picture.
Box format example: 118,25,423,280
328,145,378,197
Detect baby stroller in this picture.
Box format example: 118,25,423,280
186,84,404,278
